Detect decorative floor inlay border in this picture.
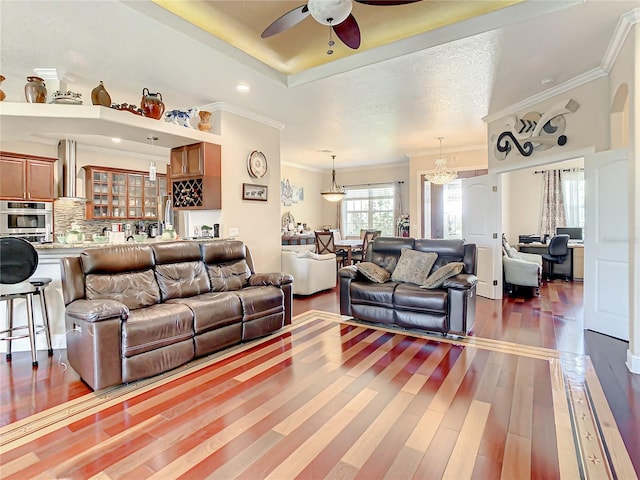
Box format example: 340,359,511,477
0,310,636,479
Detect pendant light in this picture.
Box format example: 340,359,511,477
425,137,457,185
321,154,345,202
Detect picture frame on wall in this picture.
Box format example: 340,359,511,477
242,183,268,201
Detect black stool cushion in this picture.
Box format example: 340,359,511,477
29,277,52,287
0,237,38,284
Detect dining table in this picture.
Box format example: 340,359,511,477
334,238,364,266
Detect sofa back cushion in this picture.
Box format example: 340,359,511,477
151,242,211,301
82,244,161,309
201,240,253,291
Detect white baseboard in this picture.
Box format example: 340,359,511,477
626,349,640,374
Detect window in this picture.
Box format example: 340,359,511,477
342,184,395,237
562,169,585,228
443,180,462,239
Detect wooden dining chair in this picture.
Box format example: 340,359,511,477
351,230,378,264
314,231,346,268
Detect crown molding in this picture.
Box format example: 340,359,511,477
281,161,324,173
602,7,640,73
408,144,487,158
201,102,285,130
483,7,639,124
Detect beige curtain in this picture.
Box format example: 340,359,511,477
539,170,566,239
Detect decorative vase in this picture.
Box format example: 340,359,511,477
140,88,165,120
91,81,112,107
24,76,47,103
0,75,5,101
197,110,212,131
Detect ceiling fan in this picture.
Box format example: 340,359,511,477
261,0,422,53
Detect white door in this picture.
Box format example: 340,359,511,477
462,174,502,299
584,149,629,340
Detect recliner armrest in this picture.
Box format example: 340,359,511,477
338,265,358,279
443,273,478,289
248,272,293,287
66,299,129,322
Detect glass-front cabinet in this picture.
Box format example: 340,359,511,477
85,166,166,220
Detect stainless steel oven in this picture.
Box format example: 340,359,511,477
0,201,53,242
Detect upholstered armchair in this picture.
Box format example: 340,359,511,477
502,235,542,296
281,250,337,295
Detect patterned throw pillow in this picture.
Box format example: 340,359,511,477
390,248,438,285
357,262,390,283
420,262,465,289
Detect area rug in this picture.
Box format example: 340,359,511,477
0,310,636,479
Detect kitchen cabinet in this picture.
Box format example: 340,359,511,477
0,152,55,201
170,142,221,210
85,166,166,219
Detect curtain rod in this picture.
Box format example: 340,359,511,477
534,168,584,174
341,181,404,187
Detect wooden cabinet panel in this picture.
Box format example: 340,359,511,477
170,142,221,210
85,166,167,220
0,157,26,199
573,246,584,280
26,160,54,200
0,153,55,201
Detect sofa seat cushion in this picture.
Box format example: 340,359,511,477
122,303,194,358
350,280,398,307
155,261,211,301
167,292,243,334
394,283,447,314
86,269,160,310
234,286,284,322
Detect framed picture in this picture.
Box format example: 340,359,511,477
242,183,268,201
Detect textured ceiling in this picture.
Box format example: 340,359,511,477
0,0,637,169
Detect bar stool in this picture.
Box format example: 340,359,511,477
0,237,53,367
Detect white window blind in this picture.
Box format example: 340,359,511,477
342,184,395,237
562,169,585,228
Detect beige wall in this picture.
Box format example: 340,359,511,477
487,77,609,173
409,148,488,238
218,111,282,273
320,161,410,233
280,163,325,231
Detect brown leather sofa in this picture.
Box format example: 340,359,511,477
339,237,477,336
60,240,293,390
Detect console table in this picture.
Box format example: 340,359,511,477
282,234,315,246
518,242,584,281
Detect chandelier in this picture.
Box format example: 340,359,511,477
321,154,345,202
425,137,457,185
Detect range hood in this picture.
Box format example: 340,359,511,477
57,139,85,200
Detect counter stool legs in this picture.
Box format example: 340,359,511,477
5,299,13,361
32,281,54,357
26,293,38,367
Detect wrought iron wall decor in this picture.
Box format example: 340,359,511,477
493,99,580,160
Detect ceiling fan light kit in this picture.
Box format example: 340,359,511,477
261,0,421,53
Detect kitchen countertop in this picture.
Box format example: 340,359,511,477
34,237,227,250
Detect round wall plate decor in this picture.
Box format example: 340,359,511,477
247,150,267,178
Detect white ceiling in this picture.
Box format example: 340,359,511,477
0,0,637,170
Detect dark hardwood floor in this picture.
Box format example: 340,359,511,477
1,279,638,474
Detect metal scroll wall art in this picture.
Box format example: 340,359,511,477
493,99,580,160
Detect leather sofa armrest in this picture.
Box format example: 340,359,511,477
443,273,478,290
66,299,129,323
338,265,358,279
248,272,294,287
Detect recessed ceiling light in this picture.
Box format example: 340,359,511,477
111,137,122,143
236,83,250,93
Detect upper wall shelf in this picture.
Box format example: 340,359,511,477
0,102,222,153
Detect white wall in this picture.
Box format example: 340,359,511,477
280,163,325,231
501,157,584,245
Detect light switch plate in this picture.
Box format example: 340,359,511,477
229,227,239,237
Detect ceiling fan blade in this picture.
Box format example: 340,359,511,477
354,0,422,5
333,14,361,49
261,5,309,38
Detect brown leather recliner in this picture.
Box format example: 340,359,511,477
60,240,293,390
339,237,478,336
